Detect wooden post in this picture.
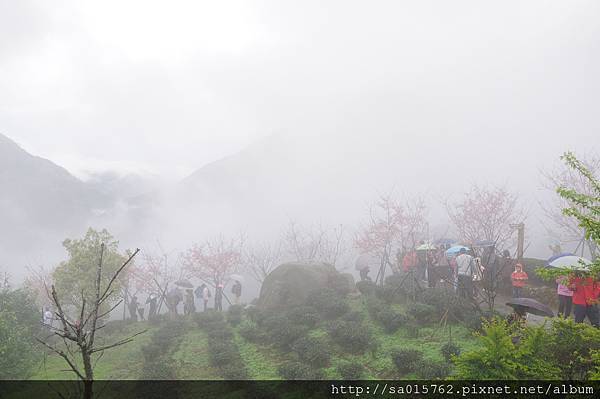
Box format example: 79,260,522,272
516,223,525,264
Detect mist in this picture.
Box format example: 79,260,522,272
1,0,599,281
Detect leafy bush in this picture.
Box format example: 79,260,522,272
337,361,365,380
263,314,308,349
278,361,324,380
244,305,264,324
342,311,365,323
406,302,437,326
208,340,239,367
286,305,320,328
227,305,244,326
195,310,225,329
415,358,450,379
238,319,265,343
418,288,470,321
404,323,420,338
328,320,372,354
440,341,461,363
376,308,408,333
291,336,331,367
307,288,350,318
391,348,423,375
141,362,177,379
356,280,378,296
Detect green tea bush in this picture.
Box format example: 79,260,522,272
194,310,225,330
208,340,239,367
391,348,423,375
238,319,265,343
376,308,409,333
227,305,244,326
291,336,331,367
221,363,249,380
406,302,437,326
278,361,324,380
404,323,420,338
307,288,350,318
356,280,378,296
342,311,365,323
337,361,365,380
286,305,320,328
263,314,308,349
415,358,450,379
440,341,461,363
327,320,372,354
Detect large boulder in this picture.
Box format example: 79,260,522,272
258,262,354,309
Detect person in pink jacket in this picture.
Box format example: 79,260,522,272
556,275,574,318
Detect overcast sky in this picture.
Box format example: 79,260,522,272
1,0,599,180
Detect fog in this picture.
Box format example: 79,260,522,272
1,0,599,285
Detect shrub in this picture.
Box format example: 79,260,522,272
328,320,372,354
415,358,450,379
337,361,365,380
141,362,176,380
356,280,378,296
227,305,244,326
342,311,365,323
286,305,320,328
406,302,437,325
238,319,265,343
365,296,387,317
245,305,264,324
418,288,470,321
205,324,234,342
278,361,324,380
291,336,331,367
404,323,420,338
440,341,461,363
195,310,225,330
307,288,350,318
263,314,308,349
209,341,239,368
391,348,423,375
376,308,408,333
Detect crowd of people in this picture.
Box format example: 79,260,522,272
358,241,600,328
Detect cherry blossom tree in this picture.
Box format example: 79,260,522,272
183,236,244,287
445,185,524,251
355,194,428,284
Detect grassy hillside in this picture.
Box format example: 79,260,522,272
32,289,480,380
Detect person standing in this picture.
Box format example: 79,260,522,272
455,248,474,299
43,308,54,329
129,295,139,321
232,280,242,305
510,264,528,298
184,289,196,315
569,274,600,327
556,275,574,318
359,267,371,282
214,283,224,312
147,294,158,320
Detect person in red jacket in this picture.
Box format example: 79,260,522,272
510,263,528,298
568,274,600,327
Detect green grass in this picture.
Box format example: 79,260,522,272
30,296,481,380
31,321,155,380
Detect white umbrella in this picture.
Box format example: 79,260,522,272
416,243,436,251
547,255,591,270
229,274,244,282
355,254,373,271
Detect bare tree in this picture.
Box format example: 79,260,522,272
445,185,525,252
540,154,600,260
243,241,282,283
283,220,346,266
355,194,428,285
36,245,143,399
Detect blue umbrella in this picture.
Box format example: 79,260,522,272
445,245,470,257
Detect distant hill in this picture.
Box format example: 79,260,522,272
0,133,108,269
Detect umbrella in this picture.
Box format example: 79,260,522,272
546,254,591,270
229,274,244,282
546,252,575,264
355,254,373,271
505,298,554,317
174,279,193,288
416,243,436,251
474,240,495,248
445,245,470,257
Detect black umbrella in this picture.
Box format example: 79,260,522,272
505,298,554,317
